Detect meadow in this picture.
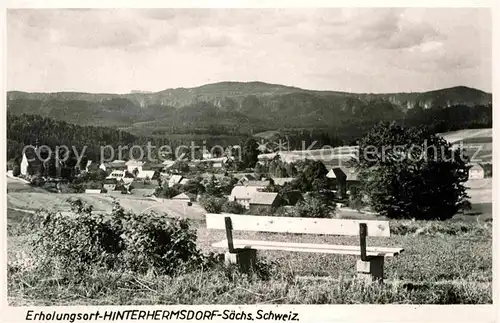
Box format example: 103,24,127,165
7,207,492,305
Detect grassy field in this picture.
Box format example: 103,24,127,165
439,128,493,163
439,128,492,144
7,207,492,305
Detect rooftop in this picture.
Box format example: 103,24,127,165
250,192,279,205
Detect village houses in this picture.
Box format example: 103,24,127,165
249,192,280,211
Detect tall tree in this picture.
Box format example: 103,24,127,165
242,138,259,169
355,122,469,220
205,175,223,197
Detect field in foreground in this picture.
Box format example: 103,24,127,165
6,175,492,305
7,207,492,305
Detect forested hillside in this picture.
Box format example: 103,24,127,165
8,82,492,135
6,82,492,161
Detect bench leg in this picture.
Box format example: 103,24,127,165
356,256,384,283
224,249,257,274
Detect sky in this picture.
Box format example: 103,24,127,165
7,8,492,93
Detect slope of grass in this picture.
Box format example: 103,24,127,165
7,208,492,305
8,267,491,306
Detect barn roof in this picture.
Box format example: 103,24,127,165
250,192,279,205
326,166,359,181
169,174,183,184
125,159,145,167
237,180,270,187
162,160,176,167
137,170,156,179
469,163,484,170
230,186,261,200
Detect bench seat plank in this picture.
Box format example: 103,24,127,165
212,239,404,257
206,213,391,237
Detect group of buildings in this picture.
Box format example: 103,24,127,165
226,165,362,211
83,159,174,194
17,144,487,199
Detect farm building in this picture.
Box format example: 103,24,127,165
249,192,280,211
142,162,165,171
326,166,360,199
468,163,485,180
200,156,234,169
179,178,190,185
108,170,126,179
237,174,256,185
20,149,43,176
162,160,176,171
104,160,127,171
229,186,263,209
122,177,134,185
236,180,270,189
20,152,29,176
136,170,159,180
169,174,184,186
257,152,303,164
126,159,145,173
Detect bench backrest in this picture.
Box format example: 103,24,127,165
205,213,391,237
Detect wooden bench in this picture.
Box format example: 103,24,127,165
206,213,404,283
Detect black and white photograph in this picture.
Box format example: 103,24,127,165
2,3,495,317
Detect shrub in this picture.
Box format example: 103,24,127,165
69,182,85,193
32,200,123,276
29,175,45,187
31,199,217,278
155,185,180,198
390,220,492,236
458,200,472,215
290,194,335,218
200,196,227,213
482,163,492,177
221,201,246,214
347,190,367,211
12,165,21,177
248,206,284,217
118,211,208,275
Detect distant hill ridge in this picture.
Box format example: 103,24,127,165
7,82,492,136
8,82,491,108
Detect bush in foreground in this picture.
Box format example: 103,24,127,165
31,199,217,278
